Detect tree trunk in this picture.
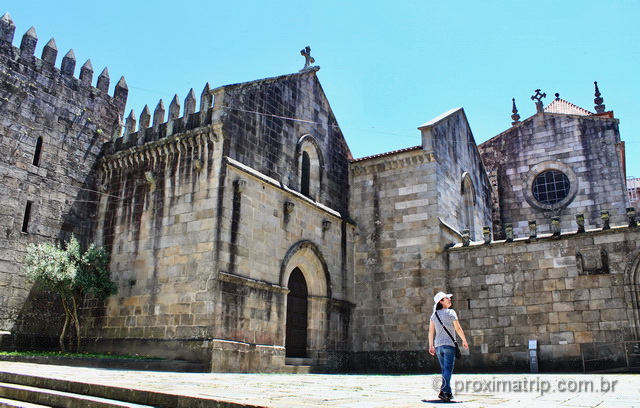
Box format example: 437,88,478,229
59,297,70,352
71,295,82,352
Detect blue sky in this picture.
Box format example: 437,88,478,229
6,1,640,178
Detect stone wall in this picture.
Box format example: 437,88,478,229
446,221,640,372
419,108,492,240
0,13,126,340
350,148,445,372
349,109,493,372
213,68,352,216
479,112,627,239
86,68,355,372
87,123,221,363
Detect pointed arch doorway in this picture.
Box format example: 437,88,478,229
285,267,308,358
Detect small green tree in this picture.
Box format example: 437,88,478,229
24,236,117,352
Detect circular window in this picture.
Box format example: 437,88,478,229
532,170,570,205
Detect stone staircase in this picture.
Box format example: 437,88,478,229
0,371,256,408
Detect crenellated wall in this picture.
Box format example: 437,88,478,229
0,12,127,343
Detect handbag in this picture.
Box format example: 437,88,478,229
435,310,462,359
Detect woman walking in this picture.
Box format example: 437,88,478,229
428,292,469,402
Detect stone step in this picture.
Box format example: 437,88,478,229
0,372,260,408
0,396,52,408
0,356,207,373
0,382,151,408
284,357,315,374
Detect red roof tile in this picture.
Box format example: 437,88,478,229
544,98,593,116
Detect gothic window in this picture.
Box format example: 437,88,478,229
21,201,33,233
301,151,311,197
33,136,43,166
532,170,570,205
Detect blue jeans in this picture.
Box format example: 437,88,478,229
436,345,456,394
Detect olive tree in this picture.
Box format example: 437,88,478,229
24,236,117,352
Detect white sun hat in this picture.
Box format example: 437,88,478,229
433,292,453,312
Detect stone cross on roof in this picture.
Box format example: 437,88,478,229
531,89,546,113
300,46,315,71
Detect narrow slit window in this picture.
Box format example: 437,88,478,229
301,151,311,197
22,201,33,233
33,137,43,166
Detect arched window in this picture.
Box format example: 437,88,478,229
301,152,311,197
461,173,476,238
296,135,323,201
33,137,43,166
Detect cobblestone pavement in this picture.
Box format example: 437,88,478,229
0,362,638,407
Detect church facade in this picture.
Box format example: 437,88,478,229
1,13,638,373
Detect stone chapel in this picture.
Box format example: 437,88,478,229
1,13,638,373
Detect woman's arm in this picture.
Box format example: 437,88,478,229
453,320,469,349
428,320,436,355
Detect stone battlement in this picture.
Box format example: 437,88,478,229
103,84,215,155
0,12,127,119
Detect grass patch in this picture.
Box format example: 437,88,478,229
0,351,163,360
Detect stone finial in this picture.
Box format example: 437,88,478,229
79,59,94,83
528,220,537,239
601,211,610,230
627,207,637,228
594,81,606,113
168,94,181,121
576,213,585,233
0,12,16,44
461,229,470,246
41,38,58,65
139,105,151,130
61,49,76,75
96,68,110,93
483,226,491,244
200,83,212,111
112,114,123,140
551,217,561,237
511,98,520,125
19,26,37,59
184,88,196,115
505,223,514,242
300,46,315,71
124,109,136,137
555,93,560,100
114,76,128,112
531,89,546,113
153,99,165,127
